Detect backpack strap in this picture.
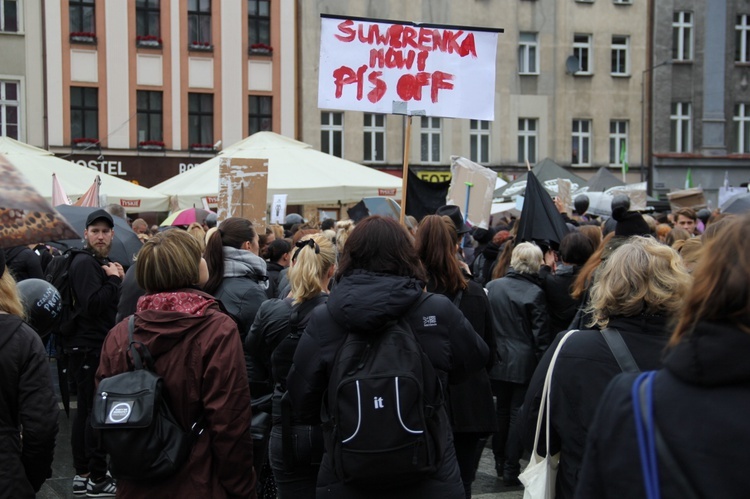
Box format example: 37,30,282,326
451,289,463,307
601,327,640,373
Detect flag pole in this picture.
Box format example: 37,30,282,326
399,115,412,226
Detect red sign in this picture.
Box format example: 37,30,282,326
378,188,397,196
120,199,142,208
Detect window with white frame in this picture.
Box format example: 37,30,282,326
363,113,385,163
321,111,343,157
573,34,592,74
734,103,750,153
611,36,629,76
420,117,441,163
672,12,693,61
470,120,490,164
609,120,628,165
613,0,632,4
572,119,591,165
0,80,19,139
518,32,539,75
0,0,19,32
670,102,691,152
517,118,537,165
737,15,750,63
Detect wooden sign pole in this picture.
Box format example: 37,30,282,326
399,115,412,226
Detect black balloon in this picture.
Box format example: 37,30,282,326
17,278,62,340
574,194,590,215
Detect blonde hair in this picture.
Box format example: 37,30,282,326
673,237,703,272
289,233,336,304
510,242,543,275
136,229,203,293
0,271,25,318
335,219,355,255
587,236,691,328
187,222,207,252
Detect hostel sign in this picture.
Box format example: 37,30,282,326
318,15,502,120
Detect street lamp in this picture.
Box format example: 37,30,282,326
641,60,671,193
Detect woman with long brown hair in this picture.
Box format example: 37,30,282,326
577,213,750,498
415,215,497,498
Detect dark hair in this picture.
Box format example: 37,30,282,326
203,217,257,295
335,216,425,282
320,218,336,231
671,213,750,345
673,207,697,222
570,231,615,299
415,215,467,294
267,238,292,263
559,232,595,266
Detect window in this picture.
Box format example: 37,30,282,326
70,86,98,141
321,112,343,157
670,102,691,152
248,0,270,46
188,0,211,44
573,34,592,74
609,120,628,166
733,103,750,153
136,90,163,144
69,0,95,34
470,120,490,163
420,117,441,163
613,0,632,4
611,36,629,76
518,32,539,75
737,15,750,63
136,0,160,38
188,93,213,147
672,12,693,61
0,0,18,32
571,119,591,165
518,118,537,165
249,95,272,135
363,113,385,163
0,80,19,139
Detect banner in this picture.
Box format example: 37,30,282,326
218,158,268,230
318,15,501,120
270,194,288,224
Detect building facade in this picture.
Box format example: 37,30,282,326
651,0,750,205
299,0,650,185
40,0,296,188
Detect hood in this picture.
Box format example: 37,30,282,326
505,268,542,286
327,270,424,333
664,321,750,387
130,289,224,358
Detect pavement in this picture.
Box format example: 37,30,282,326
38,358,525,499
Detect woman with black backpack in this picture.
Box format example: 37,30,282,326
245,233,336,499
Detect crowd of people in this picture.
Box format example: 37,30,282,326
1,199,749,499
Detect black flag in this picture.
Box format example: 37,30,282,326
516,171,570,247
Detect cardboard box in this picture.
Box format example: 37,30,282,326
666,187,707,211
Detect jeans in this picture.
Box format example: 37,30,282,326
268,424,324,499
68,350,107,479
491,379,528,478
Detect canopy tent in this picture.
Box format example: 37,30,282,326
0,137,169,212
493,158,587,202
152,132,403,209
577,167,625,193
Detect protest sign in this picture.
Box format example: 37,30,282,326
270,194,288,224
446,156,497,229
218,158,268,229
318,14,501,120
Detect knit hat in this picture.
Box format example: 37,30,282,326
613,206,650,238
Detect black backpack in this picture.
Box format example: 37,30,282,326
321,294,445,487
44,248,89,337
91,316,205,482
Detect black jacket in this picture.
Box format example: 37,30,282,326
286,270,489,499
471,242,500,287
0,314,58,497
116,262,146,323
577,320,750,499
264,261,286,299
486,270,550,383
4,247,44,282
66,250,121,351
540,264,582,336
519,315,670,499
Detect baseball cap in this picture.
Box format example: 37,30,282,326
85,209,114,228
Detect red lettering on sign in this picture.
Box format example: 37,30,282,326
431,71,454,103
402,26,418,49
367,71,387,103
396,72,430,101
333,64,368,100
460,33,477,57
417,50,429,71
388,24,404,49
205,196,218,204
120,199,141,208
378,188,397,196
443,30,463,54
335,20,355,42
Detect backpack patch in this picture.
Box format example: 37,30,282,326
323,297,445,487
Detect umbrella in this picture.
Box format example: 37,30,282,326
160,207,214,227
52,173,71,206
721,192,750,214
515,171,570,247
73,175,101,207
52,205,143,267
0,155,80,249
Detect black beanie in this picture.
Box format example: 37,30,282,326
613,209,650,238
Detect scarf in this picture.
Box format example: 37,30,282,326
137,290,215,316
222,246,268,287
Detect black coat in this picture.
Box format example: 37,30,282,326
286,270,489,499
539,264,582,335
577,321,750,499
264,261,286,299
4,247,44,282
519,315,670,499
0,314,58,497
486,270,550,383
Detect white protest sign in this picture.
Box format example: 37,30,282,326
318,15,501,120
270,194,288,224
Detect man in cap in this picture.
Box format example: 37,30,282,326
66,209,123,497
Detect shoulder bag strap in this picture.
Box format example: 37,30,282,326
602,327,640,373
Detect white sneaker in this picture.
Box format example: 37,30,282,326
72,475,88,495
86,475,117,497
